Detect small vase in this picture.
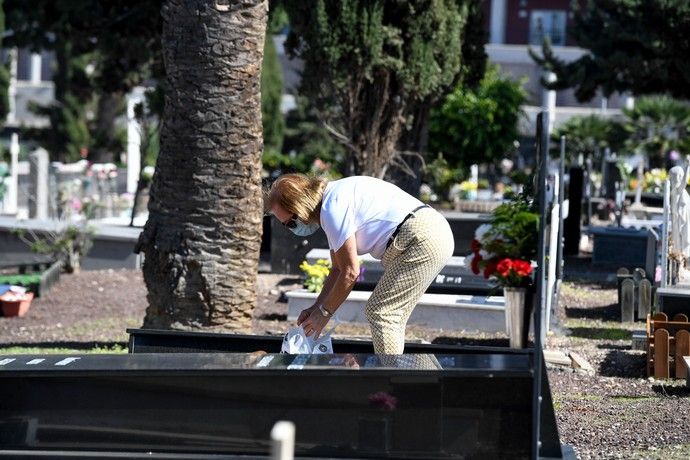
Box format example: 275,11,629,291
503,287,527,348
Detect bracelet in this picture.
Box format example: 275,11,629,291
318,304,332,317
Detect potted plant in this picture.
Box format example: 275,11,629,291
0,289,35,317
467,194,539,348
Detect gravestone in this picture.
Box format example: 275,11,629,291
305,249,492,294
601,157,623,200
270,211,492,274
656,286,690,318
638,278,652,320
590,227,656,276
270,217,329,274
563,166,583,255
28,148,49,220
2,133,19,215
620,278,635,322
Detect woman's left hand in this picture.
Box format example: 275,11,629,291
299,306,330,339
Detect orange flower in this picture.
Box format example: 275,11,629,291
496,258,513,277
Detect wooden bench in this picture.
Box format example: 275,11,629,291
646,312,690,378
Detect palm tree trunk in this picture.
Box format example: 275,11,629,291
135,0,267,331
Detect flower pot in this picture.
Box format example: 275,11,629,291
1,292,34,317
503,287,528,348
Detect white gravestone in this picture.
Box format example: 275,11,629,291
2,133,19,214
28,148,49,220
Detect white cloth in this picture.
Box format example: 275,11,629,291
320,176,425,259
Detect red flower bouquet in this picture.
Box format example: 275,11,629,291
467,196,539,288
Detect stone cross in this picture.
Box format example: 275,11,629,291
2,133,19,214
126,87,146,195
28,147,49,220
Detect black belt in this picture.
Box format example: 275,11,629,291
386,205,430,249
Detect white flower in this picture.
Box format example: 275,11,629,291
474,224,492,241
479,249,494,259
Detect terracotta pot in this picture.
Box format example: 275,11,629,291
1,292,34,317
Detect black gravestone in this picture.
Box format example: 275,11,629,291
590,227,656,277
269,217,329,274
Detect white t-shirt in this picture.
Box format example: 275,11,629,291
320,176,425,259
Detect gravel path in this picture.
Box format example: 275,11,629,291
1,268,689,459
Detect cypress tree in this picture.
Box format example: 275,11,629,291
261,32,285,154
285,0,486,178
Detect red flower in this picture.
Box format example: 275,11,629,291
470,254,482,275
483,259,497,279
496,258,513,277
470,239,481,252
513,259,532,277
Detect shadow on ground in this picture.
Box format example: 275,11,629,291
258,313,287,321
652,384,690,397
568,326,631,341
565,303,620,321
599,349,646,378
276,277,302,286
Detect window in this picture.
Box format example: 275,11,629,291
529,10,567,46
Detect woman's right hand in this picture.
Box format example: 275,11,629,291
297,304,317,326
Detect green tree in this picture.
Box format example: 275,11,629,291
429,65,527,171
261,30,284,154
284,0,485,177
531,0,690,101
623,95,690,167
5,0,162,163
0,0,10,123
263,95,346,177
550,115,626,164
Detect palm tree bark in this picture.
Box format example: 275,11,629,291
135,0,267,331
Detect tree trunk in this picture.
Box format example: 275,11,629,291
135,0,267,331
345,69,406,177
385,99,432,196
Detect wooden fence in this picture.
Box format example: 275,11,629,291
647,312,690,379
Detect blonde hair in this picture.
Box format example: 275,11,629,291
266,174,328,223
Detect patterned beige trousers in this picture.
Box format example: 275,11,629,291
365,207,454,353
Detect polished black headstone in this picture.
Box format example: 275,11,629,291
0,351,561,459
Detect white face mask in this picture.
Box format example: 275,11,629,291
289,220,320,237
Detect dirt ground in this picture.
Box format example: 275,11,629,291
1,267,689,459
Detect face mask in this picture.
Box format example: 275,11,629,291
290,220,320,237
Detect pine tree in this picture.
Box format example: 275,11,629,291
531,0,690,101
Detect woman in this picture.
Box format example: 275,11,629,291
266,173,454,353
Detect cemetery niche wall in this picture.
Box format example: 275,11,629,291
0,114,568,459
